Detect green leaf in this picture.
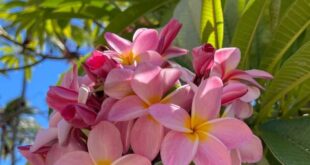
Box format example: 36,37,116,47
256,41,310,123
260,117,310,165
260,0,310,72
95,0,176,44
172,0,201,70
231,0,268,69
200,0,224,49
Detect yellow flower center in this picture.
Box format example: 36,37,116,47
97,160,112,165
120,51,139,65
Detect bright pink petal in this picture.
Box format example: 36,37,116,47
222,82,248,105
158,19,182,54
161,131,199,165
46,86,78,112
105,32,131,53
194,133,231,165
108,95,147,121
130,116,164,160
226,70,264,89
104,68,134,99
131,63,163,104
54,151,93,165
133,28,147,41
240,86,260,102
61,104,97,128
164,47,188,59
149,104,192,133
88,121,123,163
132,29,159,55
161,85,194,110
96,98,117,123
224,101,253,119
192,77,223,127
214,48,240,74
160,67,181,94
115,120,134,153
201,118,253,149
57,119,72,145
138,50,164,66
192,43,215,77
30,128,58,152
245,69,273,79
238,135,263,163
18,146,45,165
112,154,151,165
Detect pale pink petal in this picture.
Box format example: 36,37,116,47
245,69,273,79
30,128,58,152
18,146,45,165
192,77,223,127
88,121,123,163
161,131,199,165
222,83,248,105
240,86,260,102
131,63,163,104
160,67,181,94
238,135,263,163
104,68,134,99
112,154,151,165
61,64,79,91
57,119,72,145
231,150,242,165
161,85,194,110
133,28,147,41
138,50,164,66
105,32,131,53
201,118,252,149
194,133,231,165
54,151,93,165
132,29,159,55
224,101,253,119
226,70,264,89
108,95,147,121
149,104,192,133
130,116,164,160
96,98,117,123
214,48,240,74
49,111,62,127
115,120,134,153
164,47,188,59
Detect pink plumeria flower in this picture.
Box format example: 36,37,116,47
54,121,151,165
149,77,253,165
231,135,263,164
107,63,193,160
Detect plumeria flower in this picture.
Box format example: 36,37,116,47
108,63,193,160
54,121,151,165
149,77,254,165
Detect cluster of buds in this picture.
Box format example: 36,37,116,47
19,19,272,165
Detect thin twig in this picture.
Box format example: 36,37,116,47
0,57,46,72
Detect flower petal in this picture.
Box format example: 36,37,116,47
214,48,240,74
54,151,93,165
164,47,188,59
130,116,164,160
160,67,181,94
104,68,134,99
240,86,260,102
30,128,58,152
157,19,182,54
149,104,191,133
132,29,159,55
230,149,242,165
57,119,72,145
61,64,79,91
161,131,199,165
88,121,123,163
201,118,252,149
112,154,151,165
192,76,223,127
115,120,134,153
224,101,253,119
161,85,194,110
138,50,164,66
194,133,231,165
105,32,131,53
222,82,248,105
245,69,273,79
238,135,263,163
131,63,163,104
108,95,147,121
96,98,117,123
46,86,78,112
18,146,45,165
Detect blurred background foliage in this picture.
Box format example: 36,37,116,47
0,0,309,164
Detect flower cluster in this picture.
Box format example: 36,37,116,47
19,19,272,165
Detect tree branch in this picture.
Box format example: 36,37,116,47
0,57,46,73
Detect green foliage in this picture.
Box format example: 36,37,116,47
260,118,310,165
200,0,224,49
